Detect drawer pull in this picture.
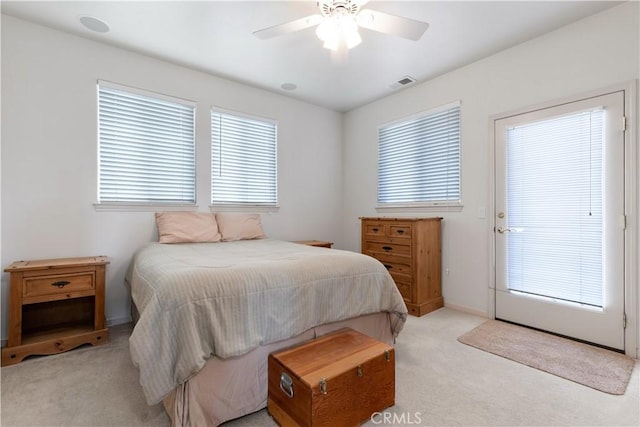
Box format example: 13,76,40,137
397,230,404,235
372,228,379,232
383,264,392,270
382,246,393,252
51,280,70,288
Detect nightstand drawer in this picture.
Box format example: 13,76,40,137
23,272,95,302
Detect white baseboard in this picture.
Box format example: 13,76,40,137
107,315,133,327
444,302,489,319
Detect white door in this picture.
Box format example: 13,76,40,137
494,91,626,350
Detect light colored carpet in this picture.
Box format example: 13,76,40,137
1,308,639,426
457,319,636,395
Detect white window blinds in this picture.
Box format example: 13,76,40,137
211,110,277,206
506,108,604,307
378,102,461,206
98,82,196,204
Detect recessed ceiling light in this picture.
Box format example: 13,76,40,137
281,83,297,91
79,16,110,33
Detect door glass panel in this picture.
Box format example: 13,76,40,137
506,109,604,308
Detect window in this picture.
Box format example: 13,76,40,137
211,110,277,207
97,81,196,206
377,102,461,207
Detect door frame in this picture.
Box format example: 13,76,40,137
487,81,638,358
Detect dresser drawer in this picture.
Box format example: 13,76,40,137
379,261,412,277
363,223,387,238
363,241,411,257
390,273,412,298
388,225,411,239
393,280,412,301
23,271,95,302
364,251,411,266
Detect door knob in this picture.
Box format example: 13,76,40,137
496,226,515,233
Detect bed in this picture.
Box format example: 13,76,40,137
127,238,408,426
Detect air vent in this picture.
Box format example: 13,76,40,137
390,75,417,90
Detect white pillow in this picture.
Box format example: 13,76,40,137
155,212,221,243
215,213,266,242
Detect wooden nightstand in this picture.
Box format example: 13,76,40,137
293,240,333,248
1,256,109,366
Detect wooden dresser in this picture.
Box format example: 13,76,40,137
1,256,109,366
360,217,443,316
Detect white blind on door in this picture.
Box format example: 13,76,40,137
211,111,277,206
378,102,460,205
506,108,604,307
98,83,196,204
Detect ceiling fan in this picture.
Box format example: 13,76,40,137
253,0,429,52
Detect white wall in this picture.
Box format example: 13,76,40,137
342,1,639,324
2,3,639,349
1,15,343,335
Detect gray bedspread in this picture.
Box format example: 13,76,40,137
127,239,407,405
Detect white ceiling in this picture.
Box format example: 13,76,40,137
1,1,623,112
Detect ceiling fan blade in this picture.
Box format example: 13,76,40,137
357,9,429,41
253,14,322,40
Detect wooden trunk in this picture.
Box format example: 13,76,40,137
267,328,395,427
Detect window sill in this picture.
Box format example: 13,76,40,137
94,203,198,212
209,205,280,214
376,203,463,213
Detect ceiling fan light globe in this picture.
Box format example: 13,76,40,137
323,35,340,51
316,19,333,41
345,31,361,49
341,15,358,32
343,28,362,49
